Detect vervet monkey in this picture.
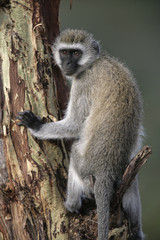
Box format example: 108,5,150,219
17,29,144,240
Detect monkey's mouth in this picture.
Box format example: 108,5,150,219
64,69,76,76
62,62,79,76
63,66,79,76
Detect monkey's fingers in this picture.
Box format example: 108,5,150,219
16,121,27,127
16,115,31,127
17,110,37,121
16,110,43,129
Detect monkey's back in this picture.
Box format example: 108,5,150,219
78,54,143,176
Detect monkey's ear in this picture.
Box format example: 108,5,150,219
91,40,100,54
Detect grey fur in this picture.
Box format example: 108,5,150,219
23,29,144,240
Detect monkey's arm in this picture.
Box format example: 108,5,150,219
16,110,81,140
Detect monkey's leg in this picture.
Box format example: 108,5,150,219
64,160,84,213
122,177,144,240
65,141,94,213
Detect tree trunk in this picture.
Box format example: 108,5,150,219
0,1,69,239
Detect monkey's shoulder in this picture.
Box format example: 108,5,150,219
92,54,132,79
86,54,142,103
90,54,138,89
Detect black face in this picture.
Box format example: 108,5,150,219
59,49,83,76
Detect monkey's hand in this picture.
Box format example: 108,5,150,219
16,110,43,130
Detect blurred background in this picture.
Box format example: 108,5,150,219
59,0,160,239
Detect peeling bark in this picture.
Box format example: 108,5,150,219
0,1,69,239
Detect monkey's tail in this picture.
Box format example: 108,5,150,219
94,176,113,240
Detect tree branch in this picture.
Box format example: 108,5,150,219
111,145,152,211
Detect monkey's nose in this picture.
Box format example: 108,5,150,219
67,61,72,66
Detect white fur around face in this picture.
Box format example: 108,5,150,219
53,42,92,68
56,43,86,51
54,49,62,67
78,54,92,66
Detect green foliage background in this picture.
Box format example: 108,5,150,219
60,0,160,239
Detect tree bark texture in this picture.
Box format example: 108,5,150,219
0,1,69,239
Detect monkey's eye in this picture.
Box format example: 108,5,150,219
60,50,68,55
73,50,82,57
73,51,79,56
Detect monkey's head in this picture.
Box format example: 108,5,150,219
53,29,100,77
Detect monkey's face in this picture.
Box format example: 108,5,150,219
59,49,83,76
53,29,100,77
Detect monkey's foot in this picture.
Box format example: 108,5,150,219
64,199,82,214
